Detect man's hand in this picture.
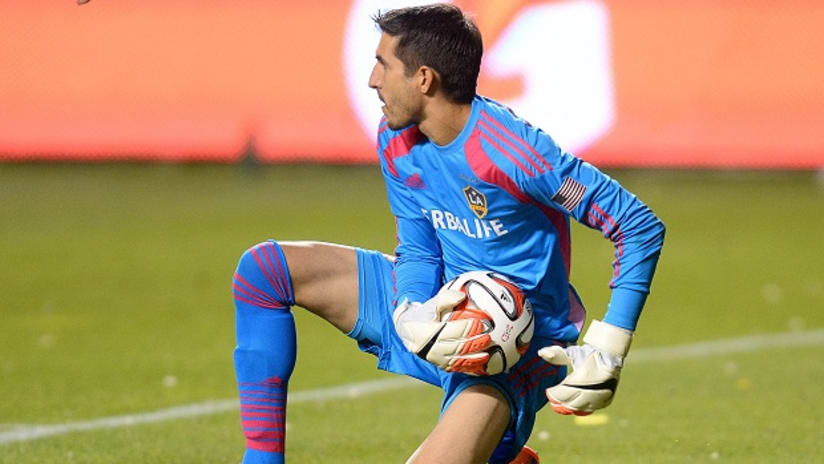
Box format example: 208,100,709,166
538,319,632,416
393,290,493,374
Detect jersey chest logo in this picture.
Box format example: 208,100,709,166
463,186,488,219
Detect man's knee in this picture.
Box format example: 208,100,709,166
277,241,357,282
233,240,360,332
233,240,295,310
281,242,360,328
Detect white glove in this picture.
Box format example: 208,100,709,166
393,290,493,374
538,319,632,416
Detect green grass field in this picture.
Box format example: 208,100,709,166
1,164,823,463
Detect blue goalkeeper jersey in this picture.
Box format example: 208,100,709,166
377,96,664,341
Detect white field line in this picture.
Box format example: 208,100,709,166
2,328,823,445
0,377,419,446
628,328,824,363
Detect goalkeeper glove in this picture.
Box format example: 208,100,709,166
393,290,492,374
538,319,632,416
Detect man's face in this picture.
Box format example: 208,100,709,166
368,33,422,130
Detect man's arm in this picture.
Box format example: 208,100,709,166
391,204,444,304
376,129,444,303
377,126,488,371
521,144,665,331
389,205,490,373
521,135,665,415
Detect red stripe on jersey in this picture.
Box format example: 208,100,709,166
590,204,625,247
507,356,543,382
518,364,561,397
465,131,529,204
381,125,423,178
512,361,554,392
480,111,553,172
541,207,571,277
465,130,571,275
586,208,624,285
478,129,535,178
478,118,543,175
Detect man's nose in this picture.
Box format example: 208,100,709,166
368,66,380,89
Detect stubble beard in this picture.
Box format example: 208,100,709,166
385,99,420,131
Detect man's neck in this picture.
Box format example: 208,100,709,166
417,99,473,147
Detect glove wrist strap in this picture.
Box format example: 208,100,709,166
583,319,633,359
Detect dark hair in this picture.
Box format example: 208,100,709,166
373,3,482,104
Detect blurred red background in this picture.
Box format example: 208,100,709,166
1,0,822,167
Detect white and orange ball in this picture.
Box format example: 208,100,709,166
440,271,534,375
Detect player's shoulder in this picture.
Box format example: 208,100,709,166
473,96,561,178
476,96,536,138
376,117,426,179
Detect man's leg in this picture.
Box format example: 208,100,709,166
232,240,359,464
280,241,359,332
406,384,511,464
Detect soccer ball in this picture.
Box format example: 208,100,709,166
440,271,534,376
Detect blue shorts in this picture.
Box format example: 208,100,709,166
347,249,568,463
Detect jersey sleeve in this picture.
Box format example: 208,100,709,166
377,123,444,305
520,131,665,331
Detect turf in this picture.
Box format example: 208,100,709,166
1,164,822,463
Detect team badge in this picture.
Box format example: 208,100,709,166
463,186,488,219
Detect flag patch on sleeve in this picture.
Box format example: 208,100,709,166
551,177,587,211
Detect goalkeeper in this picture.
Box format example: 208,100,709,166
230,4,665,464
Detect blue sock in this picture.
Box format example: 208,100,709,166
232,240,296,464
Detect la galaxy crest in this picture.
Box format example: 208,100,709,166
463,186,488,219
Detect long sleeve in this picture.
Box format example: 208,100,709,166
521,134,665,331
393,214,444,305
377,123,444,305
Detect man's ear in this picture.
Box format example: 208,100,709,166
417,66,440,96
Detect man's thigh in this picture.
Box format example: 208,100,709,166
432,337,568,463
280,241,360,333
407,384,510,464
